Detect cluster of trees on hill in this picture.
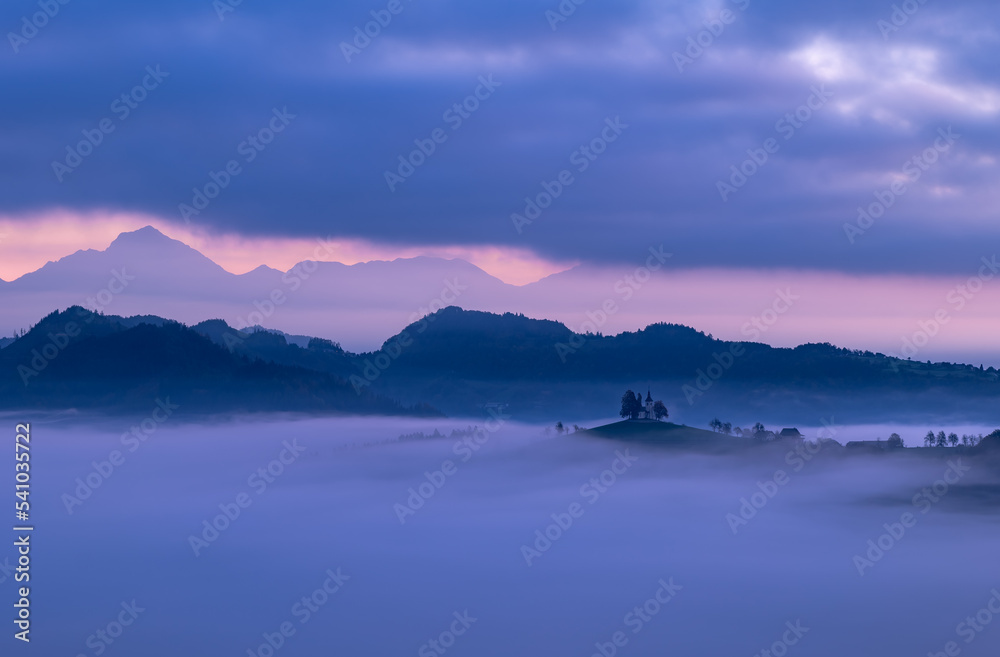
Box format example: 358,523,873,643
707,419,767,439
547,421,586,435
923,431,987,447
702,425,994,448
709,418,734,434
619,390,667,420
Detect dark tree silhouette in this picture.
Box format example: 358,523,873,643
652,400,668,420
752,422,770,442
620,390,641,419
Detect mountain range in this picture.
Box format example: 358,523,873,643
2,305,997,424
6,226,997,368
0,226,516,352
0,307,435,417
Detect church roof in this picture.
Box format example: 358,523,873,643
646,389,653,402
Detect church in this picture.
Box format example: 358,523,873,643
637,388,655,419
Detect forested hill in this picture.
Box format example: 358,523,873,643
0,307,437,416
2,306,997,422
372,307,997,387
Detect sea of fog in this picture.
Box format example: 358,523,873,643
2,413,999,656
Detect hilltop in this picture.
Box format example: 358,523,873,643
582,420,748,451
2,305,998,423
0,307,437,416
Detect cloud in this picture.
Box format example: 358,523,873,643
1,0,998,276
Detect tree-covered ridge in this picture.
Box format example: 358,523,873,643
0,307,437,416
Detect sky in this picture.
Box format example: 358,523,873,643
0,0,998,350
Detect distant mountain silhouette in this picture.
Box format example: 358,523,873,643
0,226,515,351
0,307,438,416
4,227,999,373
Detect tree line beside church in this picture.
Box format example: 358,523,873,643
619,390,668,420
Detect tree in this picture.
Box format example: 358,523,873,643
936,431,948,447
887,433,904,449
652,400,668,421
555,421,564,434
924,431,935,447
948,432,959,447
722,422,732,435
709,418,722,432
751,422,770,442
734,427,743,437
619,390,641,420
